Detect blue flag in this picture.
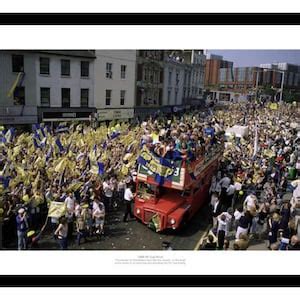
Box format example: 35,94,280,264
46,146,53,162
110,131,120,139
33,136,41,149
55,122,69,133
98,162,105,175
55,138,64,153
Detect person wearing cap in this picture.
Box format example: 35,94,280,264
16,207,28,250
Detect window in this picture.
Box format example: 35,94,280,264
175,90,178,104
121,65,127,79
219,68,227,82
80,89,89,107
144,69,148,81
40,57,50,75
40,87,50,107
120,90,126,105
167,89,171,105
13,86,25,105
61,59,70,76
12,54,24,72
137,182,157,201
106,63,113,79
176,72,179,86
168,71,172,85
61,88,70,107
81,61,89,77
105,89,111,105
237,68,246,82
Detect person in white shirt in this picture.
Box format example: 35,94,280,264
103,178,114,211
64,192,75,240
217,213,230,250
233,207,244,230
226,184,236,209
123,184,135,222
92,200,105,236
243,194,257,211
74,200,81,218
65,192,75,212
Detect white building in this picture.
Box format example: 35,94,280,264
0,50,96,126
163,51,185,112
162,50,206,113
183,50,206,107
94,50,136,122
0,51,38,125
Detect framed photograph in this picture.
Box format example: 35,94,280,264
1,8,300,287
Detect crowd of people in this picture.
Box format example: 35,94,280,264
202,101,300,250
1,99,300,251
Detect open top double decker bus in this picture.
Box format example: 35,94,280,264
134,143,224,232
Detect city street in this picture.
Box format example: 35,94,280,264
41,203,210,250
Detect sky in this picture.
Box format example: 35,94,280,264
206,50,300,67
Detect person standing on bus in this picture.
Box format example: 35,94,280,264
123,184,135,222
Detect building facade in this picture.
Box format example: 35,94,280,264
0,50,96,126
162,50,185,113
204,54,233,88
260,63,300,90
0,51,38,125
182,50,206,108
135,50,164,117
94,50,136,122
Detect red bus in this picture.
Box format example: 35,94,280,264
134,144,223,232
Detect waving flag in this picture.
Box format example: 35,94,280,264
32,124,46,139
110,131,120,139
55,138,64,153
4,128,15,143
7,72,24,98
55,122,69,133
137,146,175,186
46,145,53,162
98,162,105,175
33,136,41,149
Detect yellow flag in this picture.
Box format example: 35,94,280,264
121,164,129,176
32,171,40,189
270,103,278,110
7,72,22,98
15,166,26,178
67,182,84,192
22,194,31,204
54,158,67,173
48,201,66,218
